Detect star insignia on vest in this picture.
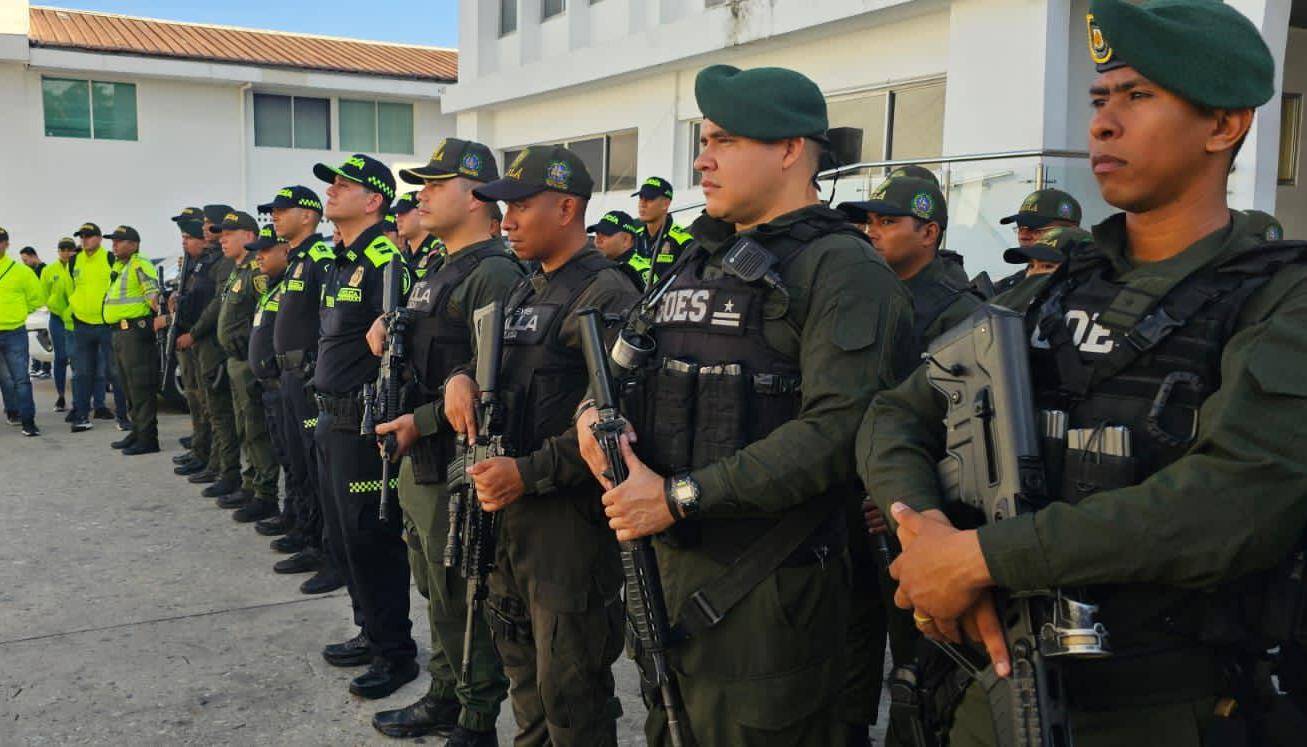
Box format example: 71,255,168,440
1058,200,1075,220
911,193,935,220
460,153,482,174
294,263,304,278
546,161,572,190
1087,14,1113,65
253,274,268,294
349,266,365,288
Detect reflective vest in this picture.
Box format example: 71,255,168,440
103,254,159,324
69,247,114,325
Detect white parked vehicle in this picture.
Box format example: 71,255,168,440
25,308,54,364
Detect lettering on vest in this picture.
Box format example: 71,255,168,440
654,288,749,330
1032,308,1115,355
407,281,435,311
504,304,558,345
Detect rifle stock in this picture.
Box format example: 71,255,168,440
366,259,409,522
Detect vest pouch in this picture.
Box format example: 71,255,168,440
692,363,748,469
410,433,453,485
646,358,698,474
750,371,802,442
1061,448,1139,504
526,370,580,453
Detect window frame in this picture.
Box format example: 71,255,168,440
542,0,567,20
253,93,331,150
41,75,138,142
500,128,639,193
500,0,518,36
338,99,415,155
1280,93,1302,187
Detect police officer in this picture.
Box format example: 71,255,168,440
839,175,984,745
1001,225,1093,281
366,138,518,745
258,185,342,594
588,210,650,290
632,176,692,284
862,2,1307,744
68,222,128,432
176,205,243,498
393,191,446,279
212,210,281,521
0,226,43,436
991,188,1083,293
245,225,295,526
578,65,914,746
103,226,161,454
443,144,641,746
168,213,224,478
312,154,417,698
43,237,78,414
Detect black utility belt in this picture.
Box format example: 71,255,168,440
275,349,315,374
111,317,152,331
315,392,363,422
1062,645,1227,710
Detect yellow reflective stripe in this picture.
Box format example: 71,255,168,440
347,478,399,494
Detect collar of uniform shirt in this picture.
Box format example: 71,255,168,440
335,221,387,265
290,232,325,260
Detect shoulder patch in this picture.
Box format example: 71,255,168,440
309,241,335,262
252,274,268,294
364,237,398,268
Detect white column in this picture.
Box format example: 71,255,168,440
1225,0,1292,212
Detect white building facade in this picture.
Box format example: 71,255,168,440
444,0,1306,278
0,2,458,261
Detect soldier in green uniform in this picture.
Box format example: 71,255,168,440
444,145,642,747
860,2,1307,745
213,210,280,521
579,65,914,746
166,208,211,472
991,188,1083,294
632,176,692,284
588,210,650,290
176,204,242,497
245,226,294,528
102,226,161,454
1001,225,1094,282
366,138,518,746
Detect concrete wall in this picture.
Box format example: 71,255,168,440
0,59,453,262
1278,27,1307,239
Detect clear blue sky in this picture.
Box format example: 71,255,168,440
41,1,461,48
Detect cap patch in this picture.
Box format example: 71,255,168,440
1266,225,1283,241
461,153,482,174
911,193,934,220
545,160,572,190
505,150,531,180
1087,14,1113,65
1058,200,1075,220
346,156,367,171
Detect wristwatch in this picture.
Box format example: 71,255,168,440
665,473,701,519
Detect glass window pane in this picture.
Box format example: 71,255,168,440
91,81,137,141
1279,94,1302,186
567,137,604,191
42,77,91,138
543,0,566,19
339,99,376,152
606,131,638,193
500,0,517,35
378,102,414,154
690,121,703,186
294,97,330,150
253,93,292,148
825,93,888,163
890,83,946,161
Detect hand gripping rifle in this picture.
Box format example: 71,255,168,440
160,252,195,389
361,259,411,522
444,301,508,683
922,303,1108,747
578,307,687,747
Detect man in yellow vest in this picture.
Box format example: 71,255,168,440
69,222,129,432
0,226,44,436
103,226,161,454
41,238,78,412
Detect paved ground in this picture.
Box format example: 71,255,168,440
0,379,889,746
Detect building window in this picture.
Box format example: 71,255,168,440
1280,93,1302,186
822,80,946,165
500,0,517,36
543,0,566,20
502,130,638,193
689,120,704,186
340,100,414,154
42,77,137,141
254,94,330,150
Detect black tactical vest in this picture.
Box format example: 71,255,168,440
178,247,222,328
274,237,330,357
403,244,519,483
499,250,615,455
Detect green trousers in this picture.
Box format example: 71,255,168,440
196,338,240,482
226,357,279,501
110,321,159,444
177,346,210,464
398,459,508,732
487,488,625,747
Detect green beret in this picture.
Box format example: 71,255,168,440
1087,0,1274,109
694,65,828,141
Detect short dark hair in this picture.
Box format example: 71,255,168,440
911,217,944,252
485,201,503,223
19,246,36,256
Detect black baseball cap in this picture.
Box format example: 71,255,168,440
393,191,420,215
258,186,323,214
399,138,499,184
1000,189,1082,229
177,220,205,240
246,224,283,252
885,165,940,188
57,237,77,250
217,211,259,233
105,225,141,242
383,212,397,229
1004,226,1093,264
474,145,594,202
839,176,948,229
73,222,101,238
314,154,397,202
202,205,234,235
632,176,673,200
588,210,643,237
170,207,204,223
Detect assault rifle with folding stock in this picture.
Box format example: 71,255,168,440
921,303,1109,747
160,252,194,389
361,259,412,522
443,301,508,682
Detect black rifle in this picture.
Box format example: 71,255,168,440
160,252,194,389
924,304,1108,747
578,307,687,747
362,259,411,522
444,301,508,683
